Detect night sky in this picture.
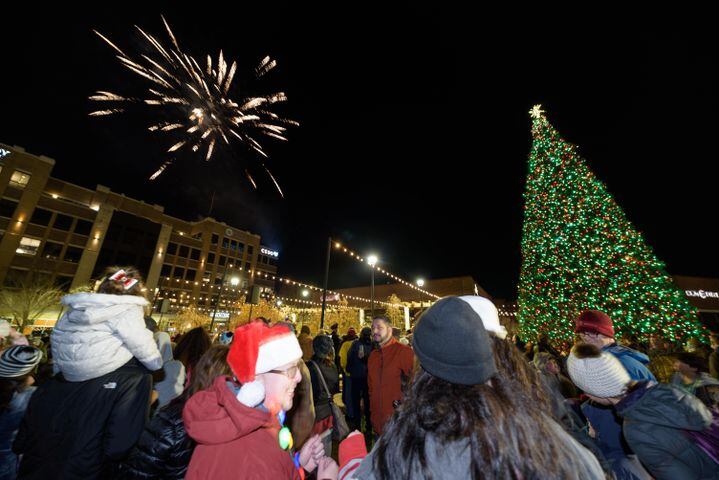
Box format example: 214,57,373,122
2,7,718,298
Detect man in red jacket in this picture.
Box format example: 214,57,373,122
367,316,414,435
183,321,336,479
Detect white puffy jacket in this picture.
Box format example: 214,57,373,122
52,293,163,381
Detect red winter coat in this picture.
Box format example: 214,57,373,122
183,376,302,480
367,337,414,434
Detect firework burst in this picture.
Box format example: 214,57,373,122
90,16,297,195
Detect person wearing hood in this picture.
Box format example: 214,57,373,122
14,267,161,479
51,267,163,381
154,332,186,409
182,321,336,480
568,343,719,480
574,310,656,479
338,297,605,480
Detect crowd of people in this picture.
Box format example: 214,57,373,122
1,266,719,479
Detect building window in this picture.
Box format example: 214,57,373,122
73,219,93,236
178,245,189,258
230,240,238,251
222,238,230,249
9,171,31,189
53,213,74,231
190,248,200,261
161,264,172,277
54,275,73,291
29,208,53,226
211,233,219,245
42,241,63,260
207,252,216,264
214,273,223,285
0,198,18,218
245,262,251,272
167,242,178,255
63,246,83,263
202,271,211,283
191,232,202,240
16,237,41,256
247,245,253,255
173,267,185,279
219,255,226,266
3,268,27,288
186,269,197,282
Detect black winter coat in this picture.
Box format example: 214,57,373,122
117,395,195,479
13,359,152,480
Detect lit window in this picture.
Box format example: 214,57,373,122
9,171,31,189
16,237,41,256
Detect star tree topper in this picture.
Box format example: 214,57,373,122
529,104,545,119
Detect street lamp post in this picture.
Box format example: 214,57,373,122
210,261,238,332
416,278,425,306
367,255,378,318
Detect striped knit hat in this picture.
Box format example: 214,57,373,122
567,343,630,398
0,346,43,378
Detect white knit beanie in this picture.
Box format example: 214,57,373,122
567,344,631,398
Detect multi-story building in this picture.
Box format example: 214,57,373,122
0,143,279,330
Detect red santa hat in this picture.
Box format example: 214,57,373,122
227,321,303,407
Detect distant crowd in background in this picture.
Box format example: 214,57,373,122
2,265,719,479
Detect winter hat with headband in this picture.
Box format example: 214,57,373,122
458,295,508,339
0,345,43,378
227,321,303,407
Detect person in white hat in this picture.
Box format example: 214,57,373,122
568,343,719,480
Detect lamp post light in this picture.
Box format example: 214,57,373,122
210,262,236,332
416,278,425,306
367,254,378,318
301,289,309,298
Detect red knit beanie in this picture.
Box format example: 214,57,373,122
574,310,615,338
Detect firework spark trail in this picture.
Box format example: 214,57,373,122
90,16,295,196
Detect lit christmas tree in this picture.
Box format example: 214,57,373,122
518,105,703,344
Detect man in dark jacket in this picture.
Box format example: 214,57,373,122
346,327,372,433
568,343,716,480
14,359,152,479
330,323,342,372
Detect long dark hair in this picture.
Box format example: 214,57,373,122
373,368,594,479
491,336,555,416
185,345,233,398
174,327,211,373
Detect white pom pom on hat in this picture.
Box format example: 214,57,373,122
227,321,303,407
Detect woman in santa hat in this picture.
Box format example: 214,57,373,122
183,320,338,479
